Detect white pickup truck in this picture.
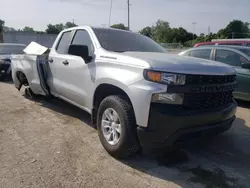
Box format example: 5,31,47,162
11,26,237,158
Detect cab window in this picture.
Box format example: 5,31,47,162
215,49,247,67
189,49,212,60
71,30,94,56
56,31,71,54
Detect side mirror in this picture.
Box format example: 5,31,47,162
242,63,250,69
68,44,92,63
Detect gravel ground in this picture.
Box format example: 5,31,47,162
0,81,250,188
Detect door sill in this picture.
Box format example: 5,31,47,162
57,95,92,114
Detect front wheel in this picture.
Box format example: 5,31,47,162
97,95,140,158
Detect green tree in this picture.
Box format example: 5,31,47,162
64,21,77,29
170,28,179,42
217,20,249,38
23,26,34,32
140,23,195,44
0,19,5,43
0,19,5,33
171,27,194,44
217,29,226,38
194,33,206,43
36,31,46,34
139,26,153,38
199,33,205,38
152,20,172,43
46,23,64,34
111,23,128,30
206,33,217,41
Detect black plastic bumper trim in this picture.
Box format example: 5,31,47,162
137,102,237,149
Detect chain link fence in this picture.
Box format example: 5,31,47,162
160,43,190,54
0,32,190,54
1,32,57,48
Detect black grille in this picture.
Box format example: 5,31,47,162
183,91,233,109
186,75,236,85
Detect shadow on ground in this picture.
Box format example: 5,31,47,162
236,100,250,109
25,95,250,188
121,117,249,188
23,94,93,128
0,80,14,85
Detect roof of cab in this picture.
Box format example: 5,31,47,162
0,43,26,46
194,41,249,47
188,45,250,50
60,25,132,33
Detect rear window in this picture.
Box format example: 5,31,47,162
0,45,25,55
189,49,212,59
237,48,250,57
93,28,166,53
219,43,242,46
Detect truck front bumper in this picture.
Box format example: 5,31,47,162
137,102,237,149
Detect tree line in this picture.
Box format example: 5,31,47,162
0,18,249,46
138,20,250,46
0,20,78,34
111,20,250,46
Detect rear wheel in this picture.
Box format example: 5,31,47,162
97,95,140,158
24,87,38,98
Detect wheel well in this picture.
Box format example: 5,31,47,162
92,84,134,125
16,71,29,86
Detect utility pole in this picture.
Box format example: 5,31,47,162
127,0,130,30
192,22,197,41
109,0,113,27
232,32,234,39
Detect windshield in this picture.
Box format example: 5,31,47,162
93,28,166,53
237,48,250,57
0,45,25,55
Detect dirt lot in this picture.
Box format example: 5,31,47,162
0,82,250,188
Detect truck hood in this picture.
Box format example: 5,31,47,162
123,52,235,75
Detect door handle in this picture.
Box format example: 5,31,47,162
48,58,53,63
62,60,69,65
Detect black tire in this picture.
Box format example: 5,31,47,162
24,88,39,99
97,95,140,158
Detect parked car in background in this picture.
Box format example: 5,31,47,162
194,39,250,47
179,46,250,101
0,43,26,81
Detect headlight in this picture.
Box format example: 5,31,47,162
144,70,186,85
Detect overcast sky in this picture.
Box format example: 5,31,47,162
1,0,250,34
